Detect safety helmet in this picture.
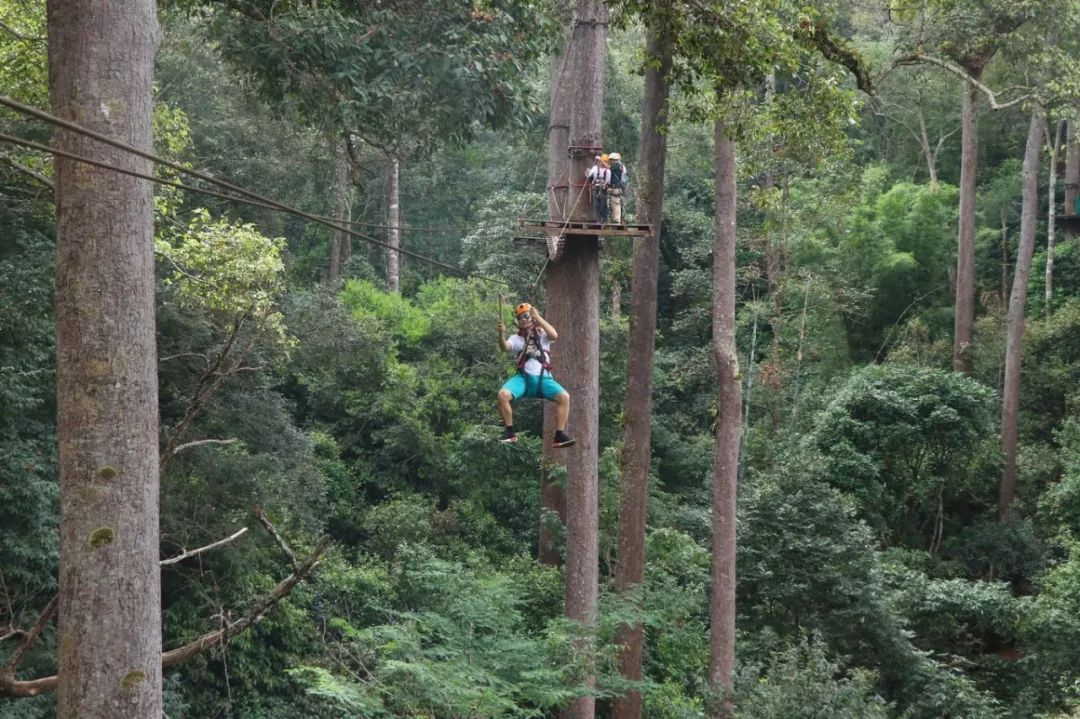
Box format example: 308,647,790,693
600,153,609,163
609,152,621,161
514,302,533,317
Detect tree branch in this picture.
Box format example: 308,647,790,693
160,527,249,566
254,507,299,570
170,438,240,457
160,351,210,365
0,595,57,683
0,538,331,698
161,537,329,668
798,20,875,94
895,53,1032,110
0,20,44,43
0,154,54,189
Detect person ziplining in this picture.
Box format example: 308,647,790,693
496,301,575,448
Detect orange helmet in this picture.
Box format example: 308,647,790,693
514,302,533,317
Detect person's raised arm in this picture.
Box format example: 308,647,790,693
497,320,510,352
532,309,557,341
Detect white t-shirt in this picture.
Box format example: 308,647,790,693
508,330,552,376
586,165,610,186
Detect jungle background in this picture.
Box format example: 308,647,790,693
4,0,1080,717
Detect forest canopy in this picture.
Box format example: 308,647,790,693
3,0,1080,717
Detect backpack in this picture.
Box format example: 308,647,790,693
609,161,624,190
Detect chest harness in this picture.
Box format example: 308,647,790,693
515,327,554,397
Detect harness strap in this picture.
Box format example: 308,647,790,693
516,328,554,397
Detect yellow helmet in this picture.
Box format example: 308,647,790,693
600,153,609,163
514,302,533,317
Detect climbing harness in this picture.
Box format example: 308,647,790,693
514,325,555,399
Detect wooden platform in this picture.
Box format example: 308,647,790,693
518,218,653,237
515,218,653,261
1060,214,1080,234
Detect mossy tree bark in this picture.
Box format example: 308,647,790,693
47,0,163,714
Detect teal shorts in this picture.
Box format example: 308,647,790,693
501,372,566,401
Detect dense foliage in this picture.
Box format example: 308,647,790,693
4,0,1080,716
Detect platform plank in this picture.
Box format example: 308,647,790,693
518,218,652,237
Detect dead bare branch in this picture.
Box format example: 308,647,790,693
170,438,240,457
0,538,330,698
895,53,1033,110
161,537,329,667
0,595,57,683
160,351,210,365
254,507,299,570
0,154,53,189
160,527,249,566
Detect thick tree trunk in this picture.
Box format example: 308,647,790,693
47,0,163,715
329,138,350,282
549,3,605,717
1066,120,1078,215
1000,114,1043,522
387,156,401,292
612,17,672,719
547,240,600,719
953,74,981,375
708,121,740,719
541,36,572,566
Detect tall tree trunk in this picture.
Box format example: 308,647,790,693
917,101,940,186
540,34,572,566
1045,119,1063,316
329,138,350,283
548,3,605,717
612,16,672,719
548,237,600,719
953,73,981,375
48,0,163,715
708,120,740,719
387,156,401,293
764,194,783,430
1066,120,1078,215
1000,113,1043,522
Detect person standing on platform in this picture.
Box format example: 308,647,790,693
585,153,611,223
607,152,629,224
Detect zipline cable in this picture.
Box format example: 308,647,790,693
0,96,509,286
0,130,503,284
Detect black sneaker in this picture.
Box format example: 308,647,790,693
499,428,518,444
551,431,575,448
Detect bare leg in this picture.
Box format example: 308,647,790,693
497,389,514,426
554,391,570,432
